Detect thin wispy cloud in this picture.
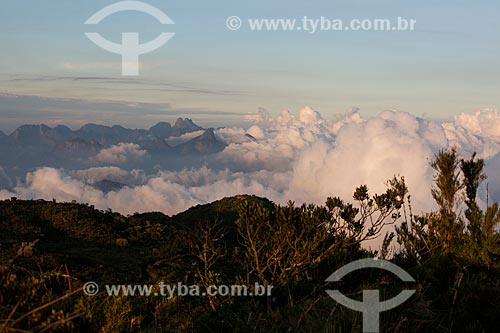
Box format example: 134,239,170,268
3,74,246,96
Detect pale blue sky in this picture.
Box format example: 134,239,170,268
0,0,499,131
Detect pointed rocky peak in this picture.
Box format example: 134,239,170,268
172,118,203,135
199,128,217,141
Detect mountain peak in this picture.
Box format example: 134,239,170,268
53,124,72,131
173,118,202,131
13,124,51,133
149,121,172,139
150,121,172,129
79,123,110,131
9,124,54,145
199,128,217,141
174,128,225,154
169,118,203,137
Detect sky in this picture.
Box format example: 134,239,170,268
0,0,499,132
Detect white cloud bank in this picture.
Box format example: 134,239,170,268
94,143,147,164
2,108,500,218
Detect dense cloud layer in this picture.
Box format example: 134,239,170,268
1,108,500,220
94,143,148,164
454,109,500,141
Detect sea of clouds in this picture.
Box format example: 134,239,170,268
2,107,500,219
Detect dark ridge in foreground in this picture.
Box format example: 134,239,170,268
0,195,271,283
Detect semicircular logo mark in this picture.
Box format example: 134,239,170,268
325,258,415,333
84,1,175,76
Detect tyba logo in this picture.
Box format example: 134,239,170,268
325,258,415,333
84,1,175,76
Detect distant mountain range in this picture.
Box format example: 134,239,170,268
0,118,227,185
0,118,225,156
